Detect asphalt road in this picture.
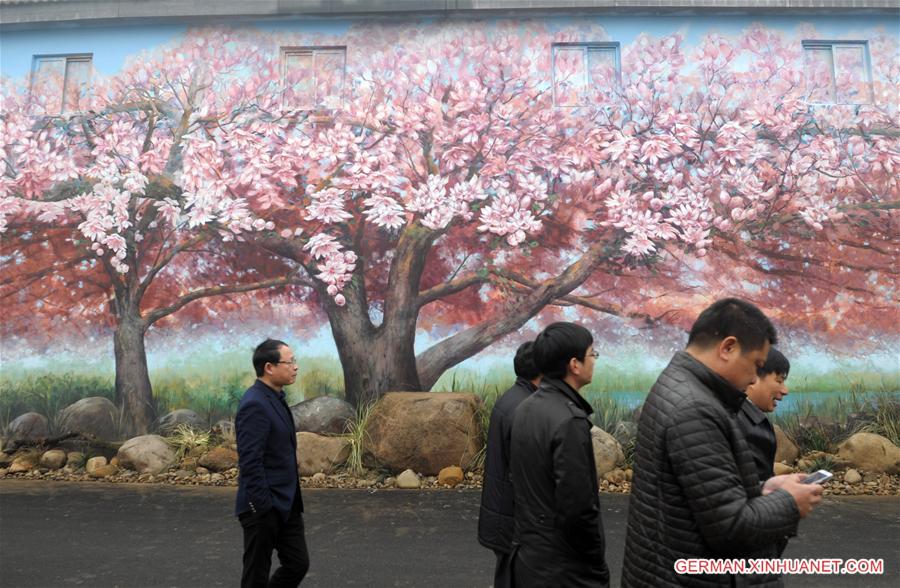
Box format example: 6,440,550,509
0,480,898,587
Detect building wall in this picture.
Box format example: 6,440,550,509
1,13,896,79
1,11,898,409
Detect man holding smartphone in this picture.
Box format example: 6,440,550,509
622,299,824,587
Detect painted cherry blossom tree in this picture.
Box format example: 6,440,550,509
1,31,302,434
3,20,897,415
230,21,896,406
548,25,899,345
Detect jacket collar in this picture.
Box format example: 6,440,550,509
255,378,285,399
515,376,539,393
255,379,294,430
740,397,769,425
673,351,747,412
539,377,593,415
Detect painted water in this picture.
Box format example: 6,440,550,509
599,390,900,413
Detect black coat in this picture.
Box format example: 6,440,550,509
478,376,537,553
737,399,776,482
622,352,799,587
509,377,610,587
235,379,302,521
738,399,792,556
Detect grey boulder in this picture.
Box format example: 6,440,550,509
9,412,49,441
58,397,118,441
40,449,67,470
591,426,625,479
117,435,176,474
157,409,206,434
290,396,354,435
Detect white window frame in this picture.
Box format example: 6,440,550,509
551,42,621,107
280,46,347,110
802,40,872,105
30,53,93,115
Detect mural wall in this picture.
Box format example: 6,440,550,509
1,14,898,434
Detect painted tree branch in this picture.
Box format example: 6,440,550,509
499,270,665,325
136,231,212,300
415,240,610,390
416,272,488,309
142,274,302,327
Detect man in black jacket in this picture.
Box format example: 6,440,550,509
740,347,792,559
623,299,822,587
236,339,309,588
479,341,542,588
740,347,791,482
509,322,610,587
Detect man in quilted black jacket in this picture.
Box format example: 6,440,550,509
622,298,823,587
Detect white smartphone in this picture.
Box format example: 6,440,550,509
801,469,833,485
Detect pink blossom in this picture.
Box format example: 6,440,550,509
408,175,449,213
304,233,342,260
599,132,640,163
305,188,353,224
622,235,656,256
448,176,485,205
477,187,542,244
640,136,677,166
363,194,406,230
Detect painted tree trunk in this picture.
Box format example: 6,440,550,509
113,312,155,435
327,294,421,408
337,335,422,409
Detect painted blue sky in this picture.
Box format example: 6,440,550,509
2,14,895,79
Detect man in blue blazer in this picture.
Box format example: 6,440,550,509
236,339,308,587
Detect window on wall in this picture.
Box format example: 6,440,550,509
281,46,346,110
552,43,620,107
802,41,872,105
31,54,93,115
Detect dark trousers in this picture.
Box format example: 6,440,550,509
493,549,513,588
240,494,309,588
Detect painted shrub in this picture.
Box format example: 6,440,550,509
1,17,897,433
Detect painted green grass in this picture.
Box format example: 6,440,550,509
436,363,899,460
773,389,900,449
433,362,899,396
431,363,660,396
0,353,347,433
785,370,899,395
0,373,116,435
1,350,897,443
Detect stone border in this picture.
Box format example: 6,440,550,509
1,463,898,495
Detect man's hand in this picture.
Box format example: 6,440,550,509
761,473,795,495
764,473,823,518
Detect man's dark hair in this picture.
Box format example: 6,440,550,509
513,341,541,380
253,338,288,377
758,347,790,378
532,322,593,379
687,298,777,352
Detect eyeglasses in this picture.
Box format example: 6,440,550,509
275,360,297,366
